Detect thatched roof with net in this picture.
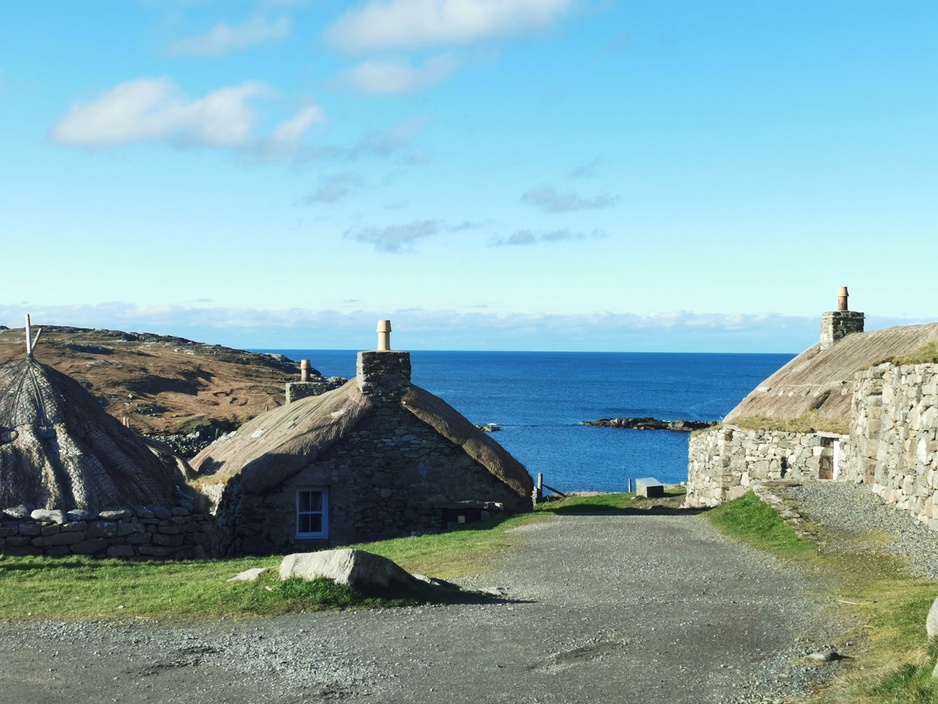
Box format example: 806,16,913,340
725,322,938,425
0,358,182,512
191,380,534,498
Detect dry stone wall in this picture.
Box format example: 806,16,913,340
0,504,214,559
686,427,846,508
844,363,938,529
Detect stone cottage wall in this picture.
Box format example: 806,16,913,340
215,403,529,556
686,426,846,508
0,505,214,559
845,363,938,529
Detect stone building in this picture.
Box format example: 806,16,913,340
191,327,534,556
686,289,938,530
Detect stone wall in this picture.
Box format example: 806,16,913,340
214,402,529,556
0,505,214,559
285,378,346,404
844,363,938,528
686,426,846,508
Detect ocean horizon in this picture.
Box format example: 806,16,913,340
254,350,793,493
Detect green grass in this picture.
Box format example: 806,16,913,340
893,341,938,365
730,414,849,435
0,509,549,621
706,491,815,558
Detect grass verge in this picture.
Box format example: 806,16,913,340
0,493,660,621
706,490,938,704
0,509,550,621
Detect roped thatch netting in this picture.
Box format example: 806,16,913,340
725,322,938,425
0,358,181,512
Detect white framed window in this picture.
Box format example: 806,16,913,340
296,488,329,539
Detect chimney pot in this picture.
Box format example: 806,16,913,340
837,286,849,312
299,359,311,382
377,319,392,351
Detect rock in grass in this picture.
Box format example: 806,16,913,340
279,549,433,596
806,650,842,662
227,567,269,583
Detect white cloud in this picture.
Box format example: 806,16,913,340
305,172,364,204
339,54,459,95
491,227,604,246
346,220,441,252
308,117,429,161
521,185,619,213
255,104,326,160
326,0,572,52
169,15,291,57
49,78,322,158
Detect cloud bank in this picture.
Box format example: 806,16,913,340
0,302,862,352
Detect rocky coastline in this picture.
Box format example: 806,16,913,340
580,417,716,432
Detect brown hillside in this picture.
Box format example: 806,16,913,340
0,325,322,435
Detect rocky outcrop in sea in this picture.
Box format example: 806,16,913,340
580,417,716,432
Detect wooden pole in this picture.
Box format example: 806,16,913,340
25,314,32,357
536,472,544,503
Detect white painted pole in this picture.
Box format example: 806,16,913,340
25,314,32,357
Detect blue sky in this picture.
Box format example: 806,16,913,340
1,0,935,352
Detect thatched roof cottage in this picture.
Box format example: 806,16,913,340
192,326,534,556
686,289,938,529
0,357,183,513
0,318,214,560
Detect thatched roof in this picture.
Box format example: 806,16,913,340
191,380,534,499
0,358,182,511
725,322,938,425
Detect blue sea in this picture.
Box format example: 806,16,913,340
258,351,792,493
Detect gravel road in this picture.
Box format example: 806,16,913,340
0,510,845,704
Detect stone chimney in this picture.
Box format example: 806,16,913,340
820,286,864,350
286,359,345,403
357,320,411,401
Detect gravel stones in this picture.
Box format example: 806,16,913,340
0,512,844,704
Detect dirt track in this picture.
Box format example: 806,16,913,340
0,511,845,704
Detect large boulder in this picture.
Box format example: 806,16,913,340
279,549,430,595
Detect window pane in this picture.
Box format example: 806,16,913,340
299,514,311,534
308,491,322,511
306,515,322,533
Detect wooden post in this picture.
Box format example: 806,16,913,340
628,478,633,493
537,473,544,503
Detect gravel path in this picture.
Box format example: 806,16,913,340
784,481,938,579
0,511,844,704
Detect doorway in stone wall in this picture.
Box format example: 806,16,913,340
818,437,834,480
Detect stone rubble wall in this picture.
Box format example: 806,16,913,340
686,427,845,508
845,363,938,529
0,505,214,559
